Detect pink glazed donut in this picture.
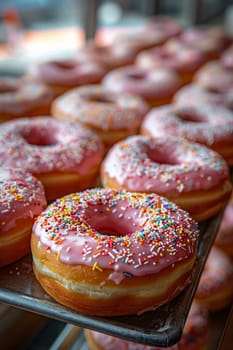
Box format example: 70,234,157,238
31,188,199,316
145,16,183,39
0,167,47,267
221,44,233,70
102,65,182,107
111,28,168,55
195,247,233,311
28,58,107,96
194,61,233,93
174,84,233,111
141,104,233,165
0,117,104,201
0,77,53,122
101,135,232,222
51,84,149,149
85,302,209,350
111,16,182,57
75,42,136,70
136,43,206,84
178,26,231,60
215,197,233,258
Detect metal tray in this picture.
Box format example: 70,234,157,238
0,213,223,347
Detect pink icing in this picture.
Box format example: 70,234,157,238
101,135,229,197
220,202,233,229
86,302,208,350
145,16,182,39
196,247,233,297
174,84,233,110
176,302,209,349
0,77,53,115
136,44,206,73
0,167,47,232
221,44,233,70
102,65,182,101
112,30,167,53
29,59,106,86
75,43,135,69
112,16,182,57
33,189,199,279
141,104,233,146
0,117,103,174
179,26,230,54
52,85,149,130
195,61,233,92
216,201,233,245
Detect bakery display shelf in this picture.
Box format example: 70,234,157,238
0,211,223,348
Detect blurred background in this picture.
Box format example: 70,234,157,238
0,0,233,75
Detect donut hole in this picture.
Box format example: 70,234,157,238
175,110,206,123
206,86,221,94
85,207,140,237
86,94,113,104
21,129,57,146
127,72,145,80
147,147,179,165
97,226,127,236
52,60,76,70
156,50,172,59
90,220,133,237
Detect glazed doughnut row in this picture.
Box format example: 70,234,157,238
0,14,231,121
1,15,233,350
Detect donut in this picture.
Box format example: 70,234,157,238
85,301,209,350
111,16,182,56
75,42,136,71
141,104,233,166
31,188,199,316
144,16,183,39
174,83,233,111
0,117,104,201
136,43,206,84
178,302,209,350
176,26,231,60
27,58,106,97
194,61,233,93
101,135,232,222
215,196,233,258
0,77,53,122
111,29,167,55
0,167,47,267
51,84,149,149
221,44,233,70
195,247,233,311
102,65,182,107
